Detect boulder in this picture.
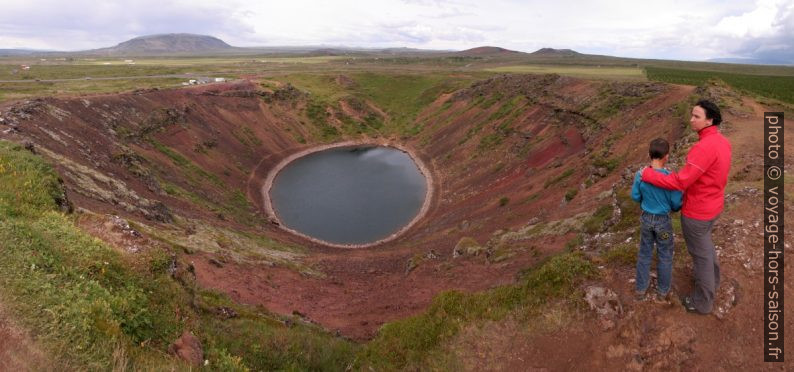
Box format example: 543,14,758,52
453,237,484,258
596,167,608,178
168,330,203,366
714,278,741,320
584,286,623,318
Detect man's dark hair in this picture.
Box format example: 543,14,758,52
649,138,669,159
695,99,722,126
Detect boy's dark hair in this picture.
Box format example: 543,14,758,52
649,138,669,159
695,99,722,126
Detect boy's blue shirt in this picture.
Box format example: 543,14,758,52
631,168,683,215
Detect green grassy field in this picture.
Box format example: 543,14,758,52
0,63,191,80
642,59,794,75
0,56,344,84
486,65,646,80
2,51,792,104
0,78,186,101
79,56,347,66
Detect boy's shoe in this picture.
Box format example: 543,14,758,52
634,290,647,301
653,292,669,304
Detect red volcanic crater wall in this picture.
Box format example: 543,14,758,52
1,76,693,255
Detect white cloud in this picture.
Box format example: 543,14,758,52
0,0,791,62
722,0,794,62
715,0,782,38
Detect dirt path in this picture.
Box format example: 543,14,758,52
0,298,50,372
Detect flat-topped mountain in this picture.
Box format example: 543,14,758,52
530,47,581,56
92,33,234,55
458,46,522,56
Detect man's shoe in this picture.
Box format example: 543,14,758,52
654,292,670,304
682,296,698,313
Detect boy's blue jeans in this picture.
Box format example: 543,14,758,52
636,211,674,295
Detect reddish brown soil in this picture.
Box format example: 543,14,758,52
192,233,576,340
5,73,780,370
453,94,794,370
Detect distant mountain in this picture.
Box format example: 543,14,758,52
306,48,347,56
529,48,582,57
90,33,234,56
457,46,522,56
0,48,54,57
379,47,446,55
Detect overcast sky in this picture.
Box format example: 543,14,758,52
1,0,792,62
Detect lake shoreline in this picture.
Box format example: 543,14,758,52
261,140,434,249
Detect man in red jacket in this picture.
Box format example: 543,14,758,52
641,99,731,314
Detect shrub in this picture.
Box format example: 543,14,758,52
583,204,614,234
358,251,596,369
544,169,575,188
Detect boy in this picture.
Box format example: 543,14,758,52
631,138,683,302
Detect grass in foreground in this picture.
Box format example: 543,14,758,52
0,140,355,371
356,251,597,370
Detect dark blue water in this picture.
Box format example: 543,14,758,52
270,146,427,245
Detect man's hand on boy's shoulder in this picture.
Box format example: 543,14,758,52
634,170,644,184
631,169,643,203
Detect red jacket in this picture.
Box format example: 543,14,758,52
641,125,731,220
